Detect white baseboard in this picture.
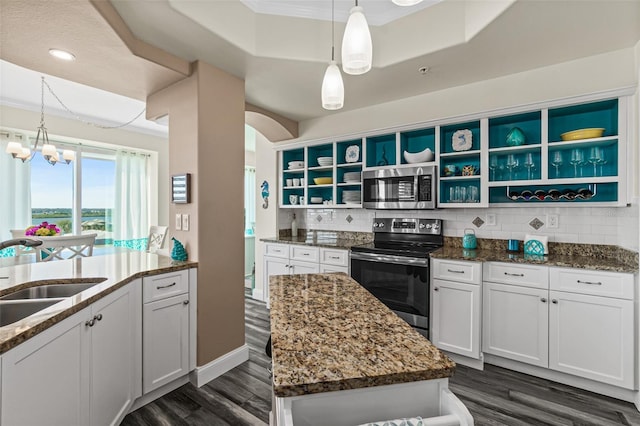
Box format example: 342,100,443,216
444,351,484,371
190,344,250,387
129,376,190,412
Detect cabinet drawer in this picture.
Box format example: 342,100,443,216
320,265,349,274
143,270,189,303
432,259,481,284
550,267,634,300
483,262,549,289
320,248,349,267
264,243,289,259
289,245,319,262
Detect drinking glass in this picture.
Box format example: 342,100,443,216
524,152,535,180
588,147,601,177
489,156,498,181
550,151,563,178
506,154,519,180
570,149,584,177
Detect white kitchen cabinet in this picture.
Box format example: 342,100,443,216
290,259,320,275
432,278,481,359
1,280,140,426
431,259,482,360
482,282,549,367
320,264,349,274
142,271,191,394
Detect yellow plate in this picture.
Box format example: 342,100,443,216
560,128,605,141
313,177,332,185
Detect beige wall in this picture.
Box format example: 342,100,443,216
147,61,245,366
0,104,169,226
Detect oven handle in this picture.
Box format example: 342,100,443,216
349,251,429,267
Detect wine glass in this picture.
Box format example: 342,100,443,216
506,154,519,180
489,155,498,181
524,152,535,180
597,148,607,176
570,149,584,178
588,147,601,177
550,151,563,178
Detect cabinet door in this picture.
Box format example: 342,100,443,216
90,283,138,425
1,309,90,426
290,260,320,275
483,282,548,367
320,264,349,274
549,290,634,389
431,279,481,359
143,293,190,393
264,256,291,308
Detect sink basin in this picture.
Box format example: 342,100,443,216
0,300,60,327
0,280,106,301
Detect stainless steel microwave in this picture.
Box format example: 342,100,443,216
362,166,437,209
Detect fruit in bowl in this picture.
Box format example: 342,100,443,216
403,148,434,164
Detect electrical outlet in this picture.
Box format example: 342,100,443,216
175,213,182,230
547,214,558,229
182,214,190,231
486,214,496,226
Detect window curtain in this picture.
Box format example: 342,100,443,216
0,138,31,257
244,166,256,234
113,151,150,250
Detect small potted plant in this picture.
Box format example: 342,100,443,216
25,221,61,237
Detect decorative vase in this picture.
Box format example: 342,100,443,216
506,127,526,146
171,237,188,261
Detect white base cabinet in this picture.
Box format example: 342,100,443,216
1,280,141,426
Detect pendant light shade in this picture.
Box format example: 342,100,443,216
392,0,423,6
341,5,372,75
321,60,344,110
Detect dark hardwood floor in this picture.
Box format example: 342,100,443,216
122,294,640,426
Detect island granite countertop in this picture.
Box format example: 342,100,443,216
269,273,455,398
0,252,197,354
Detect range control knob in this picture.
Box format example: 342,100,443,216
373,223,379,228
425,224,432,229
419,223,426,229
379,222,385,228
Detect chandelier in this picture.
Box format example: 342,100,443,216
5,77,75,165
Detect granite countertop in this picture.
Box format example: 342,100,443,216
262,230,372,250
431,247,638,273
269,273,455,398
0,252,197,354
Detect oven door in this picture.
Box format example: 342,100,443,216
350,251,429,336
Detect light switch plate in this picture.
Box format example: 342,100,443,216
486,214,496,226
175,213,182,230
182,214,190,231
547,214,558,229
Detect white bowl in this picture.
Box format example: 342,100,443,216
288,161,304,169
310,197,323,204
403,148,434,164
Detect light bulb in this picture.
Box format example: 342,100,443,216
341,6,372,75
392,0,423,5
321,61,344,110
5,141,22,155
42,144,57,159
63,149,75,163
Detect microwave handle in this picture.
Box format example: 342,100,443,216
350,251,429,267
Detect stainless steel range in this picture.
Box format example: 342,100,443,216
350,218,443,337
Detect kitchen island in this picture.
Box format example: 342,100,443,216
269,272,472,425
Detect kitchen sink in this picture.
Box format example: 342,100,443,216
0,300,61,327
0,279,107,301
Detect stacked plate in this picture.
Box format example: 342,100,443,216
342,190,361,204
317,157,333,167
310,197,324,204
343,171,361,183
288,161,304,170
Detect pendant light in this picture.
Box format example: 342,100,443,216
321,0,344,110
392,0,423,6
341,0,372,75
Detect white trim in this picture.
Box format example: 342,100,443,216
442,351,485,371
190,344,250,388
189,268,198,371
129,376,190,412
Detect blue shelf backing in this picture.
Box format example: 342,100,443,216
547,143,618,179
400,128,435,164
440,121,481,154
283,187,304,206
366,133,396,167
489,183,618,204
337,139,362,164
440,179,481,204
548,99,618,141
489,111,541,149
282,148,304,166
441,157,481,178
489,150,542,182
308,144,334,167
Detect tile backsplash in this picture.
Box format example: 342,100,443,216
279,201,639,252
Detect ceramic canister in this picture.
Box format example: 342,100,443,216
462,228,477,249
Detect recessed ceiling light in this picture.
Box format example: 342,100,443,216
48,49,76,61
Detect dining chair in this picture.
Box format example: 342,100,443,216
10,229,32,256
34,233,97,262
146,226,168,253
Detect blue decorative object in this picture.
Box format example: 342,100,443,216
171,237,188,261
524,239,544,255
261,180,270,209
462,228,477,249
506,127,526,146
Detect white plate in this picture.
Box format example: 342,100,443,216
452,129,472,152
344,200,361,204
345,145,360,163
343,180,361,184
288,165,303,170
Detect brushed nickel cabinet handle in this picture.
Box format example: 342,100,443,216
552,299,558,304
330,256,341,260
157,282,177,289
447,269,465,274
540,298,547,303
577,280,602,286
183,300,189,305
434,287,439,291
504,272,524,277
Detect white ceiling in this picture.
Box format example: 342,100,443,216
1,0,639,132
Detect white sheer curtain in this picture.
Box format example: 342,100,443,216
244,166,256,234
0,138,31,241
114,151,149,249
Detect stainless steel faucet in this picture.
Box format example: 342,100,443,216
0,238,44,251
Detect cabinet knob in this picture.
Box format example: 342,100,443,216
94,314,103,322
85,319,95,327
552,299,558,304
540,298,547,303
183,300,189,305
434,287,439,291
